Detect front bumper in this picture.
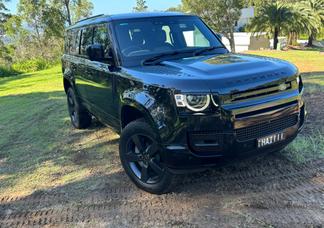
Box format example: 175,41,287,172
161,100,306,173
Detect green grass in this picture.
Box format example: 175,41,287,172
284,132,324,164
0,66,119,197
246,49,324,73
283,73,324,163
0,50,323,198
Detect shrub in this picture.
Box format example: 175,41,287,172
11,59,55,73
0,65,20,77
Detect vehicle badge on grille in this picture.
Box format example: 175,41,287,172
279,83,287,91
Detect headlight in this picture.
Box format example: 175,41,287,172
211,96,219,107
174,94,210,112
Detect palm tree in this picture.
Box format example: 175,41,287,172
284,2,320,46
302,0,324,46
247,2,295,50
133,0,148,12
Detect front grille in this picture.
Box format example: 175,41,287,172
231,82,291,102
235,114,298,141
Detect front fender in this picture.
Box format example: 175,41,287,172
121,86,178,142
63,67,73,81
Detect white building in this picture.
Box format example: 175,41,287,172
235,7,255,32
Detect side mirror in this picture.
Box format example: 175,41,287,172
86,44,105,61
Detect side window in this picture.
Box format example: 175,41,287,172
93,24,112,59
80,27,93,56
70,29,81,55
64,31,72,54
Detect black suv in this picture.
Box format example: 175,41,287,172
62,12,305,194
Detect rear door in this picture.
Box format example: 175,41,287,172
63,28,85,102
74,26,94,106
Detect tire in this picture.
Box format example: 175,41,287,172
119,119,173,194
66,87,92,129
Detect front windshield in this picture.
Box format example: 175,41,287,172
113,16,225,66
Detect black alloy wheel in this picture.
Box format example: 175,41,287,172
120,119,173,194
66,87,92,129
126,134,164,184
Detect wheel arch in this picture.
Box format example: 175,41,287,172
63,77,72,94
62,65,75,94
120,102,158,133
119,86,178,142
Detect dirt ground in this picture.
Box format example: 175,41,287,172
0,82,323,227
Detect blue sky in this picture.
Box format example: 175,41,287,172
6,0,182,15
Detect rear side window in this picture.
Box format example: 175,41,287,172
69,29,81,55
64,31,72,54
66,24,111,59
93,25,112,59
80,27,93,56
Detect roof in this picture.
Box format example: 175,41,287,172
67,12,190,30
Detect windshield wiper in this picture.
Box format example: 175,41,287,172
142,50,194,65
193,46,225,56
142,47,226,65
143,51,180,65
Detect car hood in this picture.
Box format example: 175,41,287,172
122,53,298,94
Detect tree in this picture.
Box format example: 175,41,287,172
247,0,323,48
247,2,295,50
182,0,243,52
133,0,148,12
63,0,73,25
56,0,93,26
0,0,11,63
284,2,320,46
3,0,93,65
0,0,10,35
302,0,324,46
166,5,184,12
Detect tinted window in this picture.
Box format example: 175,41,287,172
64,31,72,54
80,27,93,56
113,16,225,66
93,25,112,59
69,29,81,55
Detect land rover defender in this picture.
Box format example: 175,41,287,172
62,12,305,194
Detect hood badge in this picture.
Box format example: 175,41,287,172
226,72,286,85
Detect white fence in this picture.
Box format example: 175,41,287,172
221,32,270,52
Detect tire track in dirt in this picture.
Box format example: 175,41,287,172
1,156,323,227
0,201,260,228
1,157,322,204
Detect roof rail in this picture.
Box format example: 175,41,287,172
76,14,105,24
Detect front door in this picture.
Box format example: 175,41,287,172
77,24,118,127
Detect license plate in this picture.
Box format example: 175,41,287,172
257,132,285,148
